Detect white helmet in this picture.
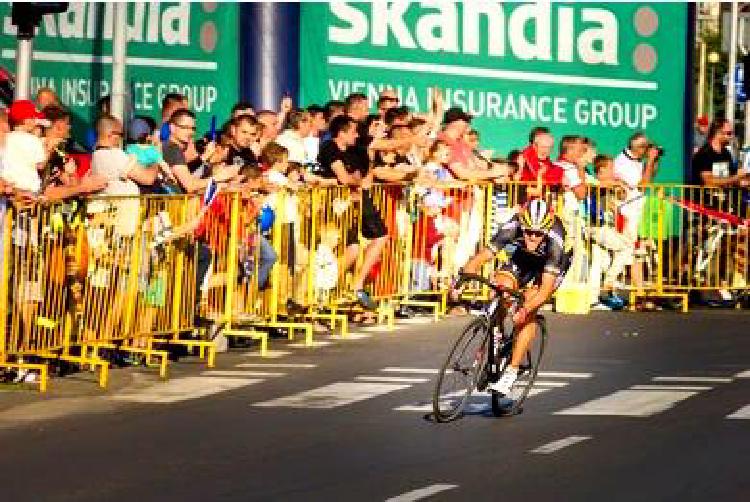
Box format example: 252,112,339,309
519,198,554,232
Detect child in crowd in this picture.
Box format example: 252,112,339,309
420,140,452,183
125,116,185,193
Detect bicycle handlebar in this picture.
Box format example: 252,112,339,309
454,272,525,303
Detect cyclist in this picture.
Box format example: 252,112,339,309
457,198,570,396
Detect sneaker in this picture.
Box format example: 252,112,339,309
488,367,518,396
213,333,228,353
207,323,228,353
395,306,415,319
355,290,376,310
13,369,37,384
600,292,625,311
591,302,612,311
312,322,330,335
286,299,306,315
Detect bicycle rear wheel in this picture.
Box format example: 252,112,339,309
491,316,548,417
433,317,490,423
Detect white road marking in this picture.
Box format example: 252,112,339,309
382,367,440,375
395,390,466,412
253,382,411,409
330,333,372,340
112,377,262,404
359,325,394,333
385,484,459,502
735,370,750,378
242,350,291,358
630,384,712,391
355,376,430,384
235,363,317,369
652,376,733,384
201,370,285,378
528,387,556,397
525,380,569,388
395,380,565,412
727,404,750,419
397,317,434,325
555,388,704,417
288,341,334,349
531,436,592,454
537,371,593,379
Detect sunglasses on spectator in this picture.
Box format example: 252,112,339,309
523,229,546,238
175,123,196,131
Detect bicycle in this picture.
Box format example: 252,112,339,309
432,272,548,422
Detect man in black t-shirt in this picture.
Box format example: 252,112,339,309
317,115,388,309
225,115,260,170
691,118,740,187
689,118,749,296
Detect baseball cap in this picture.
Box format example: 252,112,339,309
697,115,709,127
128,117,152,141
443,106,472,124
8,99,47,126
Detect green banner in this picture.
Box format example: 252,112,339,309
300,2,688,182
0,2,239,134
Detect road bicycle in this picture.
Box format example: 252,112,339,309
432,272,548,422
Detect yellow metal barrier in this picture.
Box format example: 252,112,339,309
139,195,216,367
3,182,749,394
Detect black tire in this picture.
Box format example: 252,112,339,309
491,316,548,417
433,317,490,423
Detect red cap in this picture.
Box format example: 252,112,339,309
8,99,46,125
697,115,709,127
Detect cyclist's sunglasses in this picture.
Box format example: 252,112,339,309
523,229,546,238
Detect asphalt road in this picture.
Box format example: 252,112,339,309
0,311,749,501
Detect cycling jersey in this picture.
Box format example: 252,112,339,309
487,214,570,287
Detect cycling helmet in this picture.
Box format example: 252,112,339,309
519,198,554,232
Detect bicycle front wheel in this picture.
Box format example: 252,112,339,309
492,316,548,417
433,317,490,423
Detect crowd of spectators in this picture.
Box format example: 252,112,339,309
1,84,748,325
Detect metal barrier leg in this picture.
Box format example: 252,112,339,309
223,329,269,357
0,361,49,393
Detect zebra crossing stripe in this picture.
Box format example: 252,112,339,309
381,367,440,375
288,341,335,349
330,333,372,340
735,370,750,378
201,370,286,378
235,363,317,369
253,382,412,409
652,376,733,384
386,484,459,502
555,386,707,417
356,376,431,384
727,404,750,419
241,350,291,358
111,377,262,404
531,435,592,454
630,384,712,391
537,372,593,379
527,381,569,388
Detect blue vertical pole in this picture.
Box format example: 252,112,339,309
240,2,300,111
